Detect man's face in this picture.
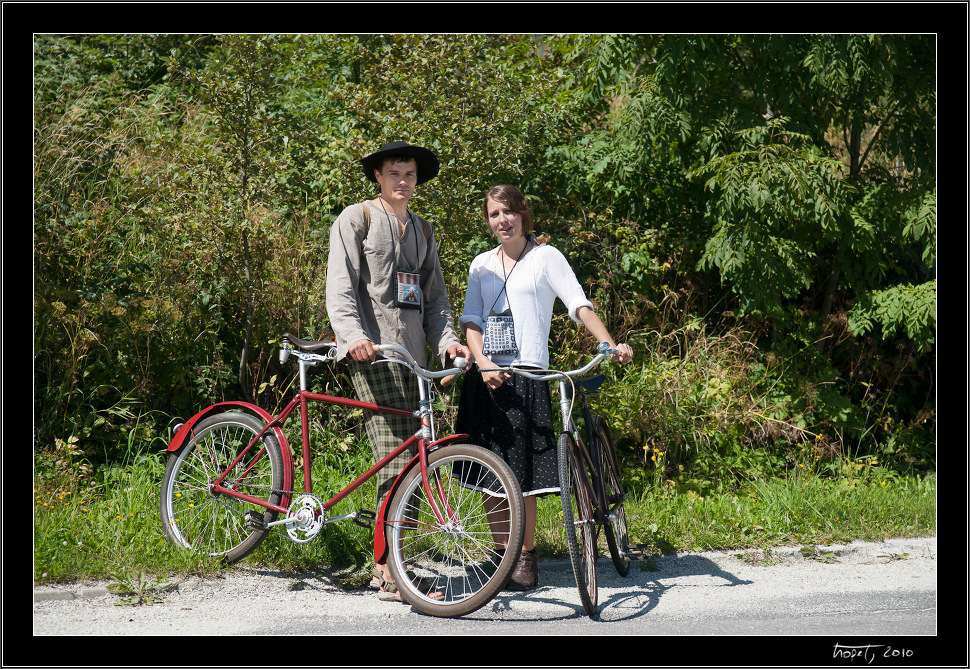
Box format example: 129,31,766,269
375,158,418,205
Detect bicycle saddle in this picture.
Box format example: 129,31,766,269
283,333,337,352
564,374,606,399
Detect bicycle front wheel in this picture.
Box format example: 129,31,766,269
594,416,630,577
160,412,285,564
558,431,598,617
384,443,525,618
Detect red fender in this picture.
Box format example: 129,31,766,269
166,401,294,504
373,433,469,565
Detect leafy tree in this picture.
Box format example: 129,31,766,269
549,34,936,466
33,33,937,482
285,35,583,288
33,34,215,460
166,35,299,400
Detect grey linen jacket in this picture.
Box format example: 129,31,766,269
325,200,461,369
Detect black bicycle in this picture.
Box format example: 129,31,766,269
487,344,647,616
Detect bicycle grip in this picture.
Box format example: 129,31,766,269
440,357,466,388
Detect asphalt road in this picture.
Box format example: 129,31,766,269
33,537,945,663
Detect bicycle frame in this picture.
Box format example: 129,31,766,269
165,342,469,553
555,377,598,452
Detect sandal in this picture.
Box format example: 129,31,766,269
377,577,404,602
377,571,444,602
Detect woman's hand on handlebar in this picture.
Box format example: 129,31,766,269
480,365,510,391
608,343,634,365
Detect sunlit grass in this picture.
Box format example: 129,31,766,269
35,440,936,588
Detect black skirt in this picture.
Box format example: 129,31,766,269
455,364,561,497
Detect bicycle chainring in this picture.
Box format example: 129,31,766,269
285,494,326,543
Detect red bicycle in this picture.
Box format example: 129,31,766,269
160,334,525,617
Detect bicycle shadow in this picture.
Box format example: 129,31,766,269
598,552,754,622
481,553,753,622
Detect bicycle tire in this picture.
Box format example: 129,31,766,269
593,416,630,577
160,412,285,564
558,431,598,616
384,443,525,618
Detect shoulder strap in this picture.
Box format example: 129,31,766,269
416,214,432,241
360,202,371,235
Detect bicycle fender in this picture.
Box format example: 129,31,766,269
166,401,294,505
372,433,470,564
167,401,276,451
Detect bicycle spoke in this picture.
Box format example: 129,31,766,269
594,417,631,576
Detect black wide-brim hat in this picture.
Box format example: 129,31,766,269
361,141,440,185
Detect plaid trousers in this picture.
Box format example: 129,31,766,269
349,360,420,508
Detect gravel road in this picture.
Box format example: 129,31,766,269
33,537,938,651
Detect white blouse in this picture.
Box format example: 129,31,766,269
460,241,594,369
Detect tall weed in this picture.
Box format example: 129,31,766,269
595,316,774,490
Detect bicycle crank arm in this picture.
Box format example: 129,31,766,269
244,512,306,530
323,510,370,525
262,516,303,528
570,518,597,527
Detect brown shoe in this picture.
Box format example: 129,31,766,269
507,549,538,591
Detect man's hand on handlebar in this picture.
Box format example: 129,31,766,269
348,338,377,362
447,344,472,369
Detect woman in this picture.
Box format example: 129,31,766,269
455,184,634,590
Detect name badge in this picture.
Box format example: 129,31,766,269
395,268,422,309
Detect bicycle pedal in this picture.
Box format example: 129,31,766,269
353,508,376,528
624,543,654,561
245,510,268,530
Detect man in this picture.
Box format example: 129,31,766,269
325,141,470,601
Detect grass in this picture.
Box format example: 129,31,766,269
34,438,936,591
533,468,935,560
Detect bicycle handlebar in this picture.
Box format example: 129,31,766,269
373,343,467,382
479,343,618,383
278,335,466,383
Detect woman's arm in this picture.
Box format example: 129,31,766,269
576,306,634,364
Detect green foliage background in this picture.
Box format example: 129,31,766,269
34,34,936,494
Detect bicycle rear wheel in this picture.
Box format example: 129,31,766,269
160,412,285,564
384,443,525,618
593,416,630,576
558,431,598,617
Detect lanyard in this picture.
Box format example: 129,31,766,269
488,239,530,315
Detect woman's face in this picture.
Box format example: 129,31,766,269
486,197,524,243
